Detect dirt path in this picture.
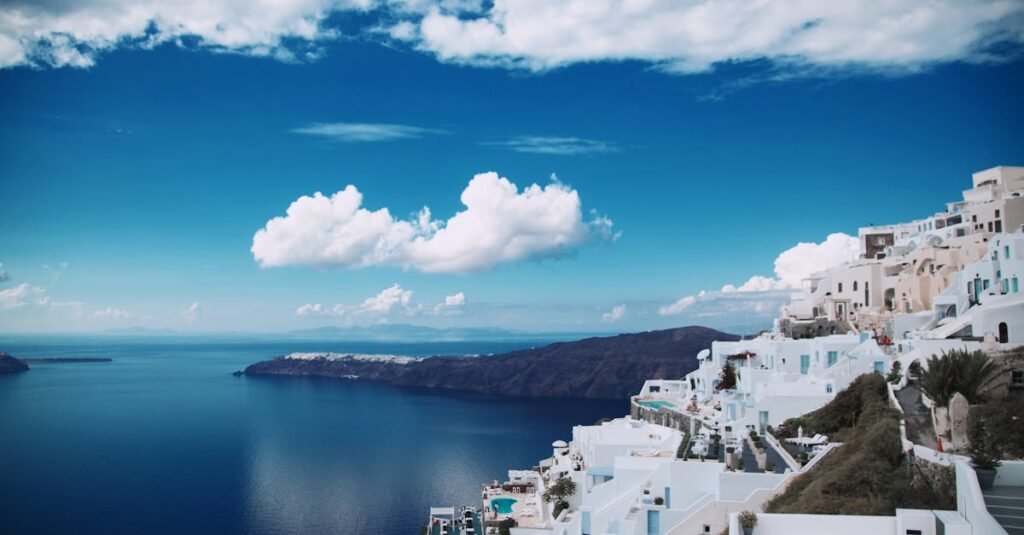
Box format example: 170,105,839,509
896,380,938,450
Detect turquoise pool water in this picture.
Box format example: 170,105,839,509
638,400,676,410
491,497,517,514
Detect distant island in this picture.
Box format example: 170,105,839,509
241,326,739,399
0,353,113,373
0,352,30,373
21,358,113,363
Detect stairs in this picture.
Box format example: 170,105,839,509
983,487,1024,534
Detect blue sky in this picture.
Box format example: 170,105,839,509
1,1,1023,334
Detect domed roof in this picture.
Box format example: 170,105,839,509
552,439,569,448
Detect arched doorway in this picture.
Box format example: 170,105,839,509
999,322,1009,343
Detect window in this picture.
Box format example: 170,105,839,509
984,279,990,290
800,355,810,375
1006,246,1011,260
827,351,838,367
1014,277,1019,293
996,220,1003,232
989,222,994,232
973,215,978,222
853,281,858,291
826,384,833,394
996,209,1001,217
1013,370,1023,386
838,282,843,292
874,361,885,374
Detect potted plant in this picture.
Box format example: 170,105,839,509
971,450,1001,489
739,510,757,535
653,496,664,506
969,418,1002,489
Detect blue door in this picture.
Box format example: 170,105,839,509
874,361,885,374
647,510,660,535
800,355,810,374
582,511,591,535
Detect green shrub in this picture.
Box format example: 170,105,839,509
971,396,1024,458
886,361,902,384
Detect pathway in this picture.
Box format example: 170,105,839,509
895,380,938,450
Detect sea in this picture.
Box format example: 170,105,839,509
0,335,624,534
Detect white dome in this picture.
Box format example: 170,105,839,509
552,440,568,448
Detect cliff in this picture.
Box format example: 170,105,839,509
0,352,30,374
242,326,739,399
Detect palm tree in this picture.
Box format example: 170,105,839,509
919,349,998,406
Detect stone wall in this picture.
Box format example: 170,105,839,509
909,451,956,504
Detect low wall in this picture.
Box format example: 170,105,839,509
632,401,699,434
735,513,896,535
954,460,1004,535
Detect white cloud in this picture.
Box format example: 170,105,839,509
0,0,367,69
296,283,417,318
414,1,1024,74
602,304,626,322
252,171,614,274
182,302,202,322
772,232,860,287
93,307,133,320
359,283,413,314
6,1,1020,77
0,283,46,310
661,233,859,316
296,303,330,317
658,293,698,316
483,136,620,155
291,122,449,142
443,292,465,307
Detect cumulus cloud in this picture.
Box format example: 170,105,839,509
443,292,465,307
252,171,614,274
483,136,621,155
772,232,860,287
0,0,366,69
0,283,46,310
413,1,1024,74
93,307,133,320
291,122,449,142
660,233,859,316
6,1,1021,78
296,283,417,318
182,302,202,322
602,304,626,322
658,293,698,316
658,289,788,320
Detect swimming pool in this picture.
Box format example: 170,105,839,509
491,497,517,515
638,400,676,410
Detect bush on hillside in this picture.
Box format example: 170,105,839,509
781,373,892,441
765,373,953,515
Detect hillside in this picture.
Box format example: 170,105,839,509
766,374,954,515
242,326,738,399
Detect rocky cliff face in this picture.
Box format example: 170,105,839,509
0,352,30,374
243,326,739,399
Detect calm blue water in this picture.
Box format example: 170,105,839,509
0,335,623,534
